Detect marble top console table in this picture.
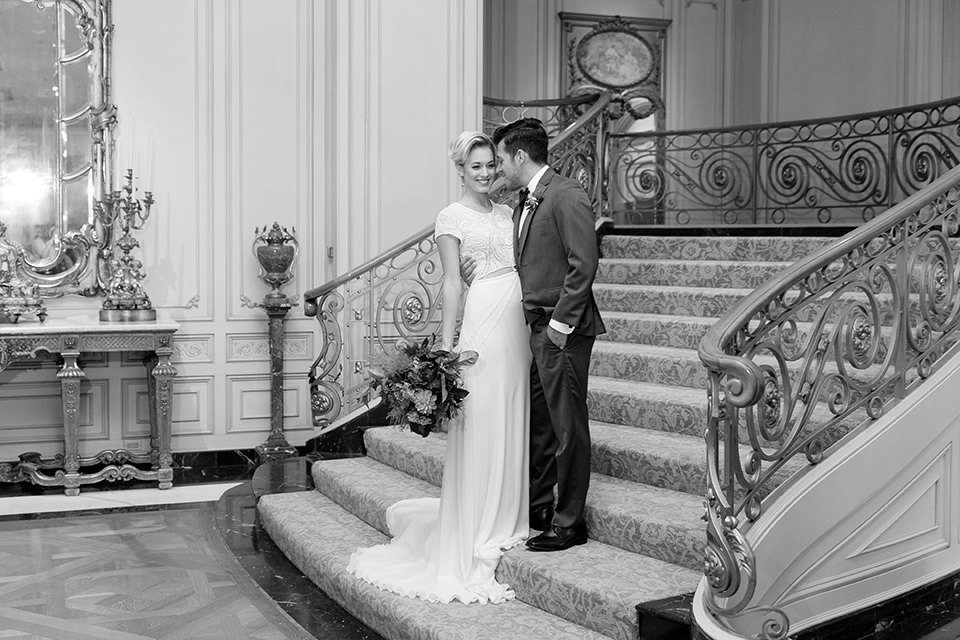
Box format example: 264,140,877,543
0,316,179,495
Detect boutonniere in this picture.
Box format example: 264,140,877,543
524,195,542,213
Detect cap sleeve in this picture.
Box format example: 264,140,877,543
434,207,462,242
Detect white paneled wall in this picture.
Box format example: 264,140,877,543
730,0,960,125
487,0,960,130
484,0,728,129
0,0,483,461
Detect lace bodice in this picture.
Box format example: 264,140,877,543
434,202,515,278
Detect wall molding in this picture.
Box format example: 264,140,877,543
225,372,310,433
0,380,108,444
121,375,215,438
226,331,313,362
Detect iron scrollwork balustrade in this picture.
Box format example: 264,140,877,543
306,93,613,429
482,93,599,140
305,230,443,428
697,165,960,638
608,97,960,226
546,94,610,211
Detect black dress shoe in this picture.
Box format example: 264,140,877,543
525,522,588,552
529,505,553,531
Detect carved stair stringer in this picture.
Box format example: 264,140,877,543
695,342,960,638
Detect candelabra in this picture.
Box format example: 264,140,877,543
248,223,300,464
0,222,47,323
96,169,156,322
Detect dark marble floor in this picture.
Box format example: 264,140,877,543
213,456,383,640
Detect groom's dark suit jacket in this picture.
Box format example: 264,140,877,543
514,168,605,337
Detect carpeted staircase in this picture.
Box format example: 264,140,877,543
259,232,838,640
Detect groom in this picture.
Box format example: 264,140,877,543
493,118,605,552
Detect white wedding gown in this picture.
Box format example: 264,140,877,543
348,202,530,604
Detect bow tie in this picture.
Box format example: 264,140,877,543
519,187,530,204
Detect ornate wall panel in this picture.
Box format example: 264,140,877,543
171,334,215,364
225,373,309,433
226,332,313,363
113,0,214,322
121,376,214,440
667,0,725,129
0,380,106,445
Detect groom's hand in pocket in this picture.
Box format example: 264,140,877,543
547,326,568,349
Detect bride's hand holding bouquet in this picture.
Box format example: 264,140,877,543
369,335,478,437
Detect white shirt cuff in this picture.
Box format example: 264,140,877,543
549,318,574,334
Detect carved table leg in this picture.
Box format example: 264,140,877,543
58,344,85,496
148,338,177,490
144,353,161,470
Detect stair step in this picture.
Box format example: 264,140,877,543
592,337,896,392
597,258,792,289
356,428,705,571
598,311,717,348
309,457,701,640
259,490,619,640
591,420,706,495
588,376,706,437
600,235,829,262
591,341,708,389
368,421,709,497
594,283,753,317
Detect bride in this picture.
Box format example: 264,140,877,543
347,131,530,604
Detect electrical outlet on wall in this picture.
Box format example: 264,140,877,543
123,440,143,451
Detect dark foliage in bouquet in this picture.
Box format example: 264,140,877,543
368,335,478,437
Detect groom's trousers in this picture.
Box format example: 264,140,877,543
528,323,595,529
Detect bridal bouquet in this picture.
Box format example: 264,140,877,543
369,336,478,437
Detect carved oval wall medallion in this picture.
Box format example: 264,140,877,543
576,25,654,89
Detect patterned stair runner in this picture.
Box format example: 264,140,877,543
259,233,836,640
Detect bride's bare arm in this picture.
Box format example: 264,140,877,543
436,234,463,352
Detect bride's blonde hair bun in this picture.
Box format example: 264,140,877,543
449,131,494,167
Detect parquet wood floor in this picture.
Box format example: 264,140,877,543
0,507,311,640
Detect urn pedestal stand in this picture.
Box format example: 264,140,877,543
256,294,298,464
247,223,300,466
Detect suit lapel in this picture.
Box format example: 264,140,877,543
518,168,555,259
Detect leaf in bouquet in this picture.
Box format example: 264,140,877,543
458,350,479,368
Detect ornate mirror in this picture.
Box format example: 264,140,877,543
0,0,115,296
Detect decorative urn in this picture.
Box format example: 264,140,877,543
253,223,299,303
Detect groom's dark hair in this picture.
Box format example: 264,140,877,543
493,118,549,165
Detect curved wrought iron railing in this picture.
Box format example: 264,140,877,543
608,97,960,226
306,92,612,429
697,164,960,637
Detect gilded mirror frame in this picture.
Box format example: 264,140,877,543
0,0,116,297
